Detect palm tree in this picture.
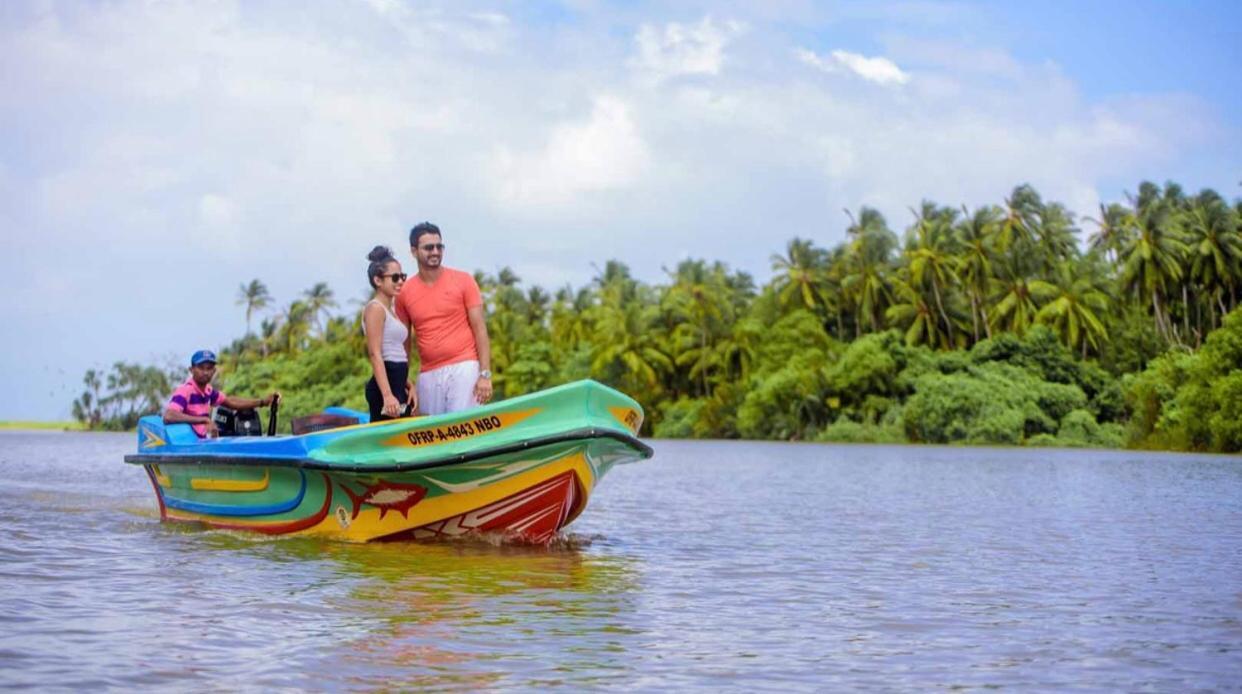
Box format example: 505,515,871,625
989,256,1057,336
259,317,279,357
955,205,1001,341
236,279,271,337
1119,188,1187,341
887,277,951,349
525,286,551,328
1086,202,1131,265
281,300,313,353
1036,262,1110,358
550,285,594,355
1181,190,1242,331
905,202,959,342
997,184,1040,252
302,283,337,335
841,230,897,336
590,291,673,397
714,317,762,384
664,260,730,396
769,238,830,314
1031,202,1079,273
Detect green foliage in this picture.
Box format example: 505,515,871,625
737,352,831,440
504,341,556,397
223,335,370,423
72,362,179,430
654,398,706,438
902,362,1087,445
737,312,836,440
72,179,1240,449
824,331,902,403
1127,306,1242,452
814,418,905,444
1122,349,1195,449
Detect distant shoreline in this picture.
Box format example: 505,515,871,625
0,421,85,431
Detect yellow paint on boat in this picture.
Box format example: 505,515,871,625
378,408,541,449
608,407,642,433
141,426,167,449
162,450,598,542
317,450,595,542
190,469,271,492
152,465,171,487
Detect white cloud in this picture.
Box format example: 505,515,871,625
197,193,242,249
797,48,910,86
489,95,650,208
631,17,746,80
0,2,1234,419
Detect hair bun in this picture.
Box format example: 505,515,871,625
367,245,393,262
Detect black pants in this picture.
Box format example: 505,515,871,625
366,361,410,422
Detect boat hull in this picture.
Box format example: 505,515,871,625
126,380,650,543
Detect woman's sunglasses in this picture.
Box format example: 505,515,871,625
384,273,408,283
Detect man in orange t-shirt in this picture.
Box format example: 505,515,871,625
394,222,494,415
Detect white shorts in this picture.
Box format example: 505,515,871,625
416,360,480,415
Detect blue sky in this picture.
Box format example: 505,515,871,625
1,0,1239,420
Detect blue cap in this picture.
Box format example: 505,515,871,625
191,349,218,366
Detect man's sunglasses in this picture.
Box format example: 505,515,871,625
420,243,445,252
384,273,408,282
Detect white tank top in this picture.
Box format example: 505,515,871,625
363,300,409,362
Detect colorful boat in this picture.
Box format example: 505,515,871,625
124,380,651,543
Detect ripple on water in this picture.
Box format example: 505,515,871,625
0,432,1240,689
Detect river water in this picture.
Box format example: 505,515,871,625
1,431,1239,690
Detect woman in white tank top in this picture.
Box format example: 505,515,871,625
362,246,416,420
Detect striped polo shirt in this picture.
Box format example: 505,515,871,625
168,377,227,438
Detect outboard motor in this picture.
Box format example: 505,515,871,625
213,406,264,437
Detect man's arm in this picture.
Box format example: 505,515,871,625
163,406,217,437
466,304,492,404
221,392,279,411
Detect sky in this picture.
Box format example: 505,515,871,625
1,0,1239,420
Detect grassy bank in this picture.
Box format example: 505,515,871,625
0,420,86,431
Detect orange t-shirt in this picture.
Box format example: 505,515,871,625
394,267,483,372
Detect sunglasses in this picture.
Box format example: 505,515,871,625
384,273,408,282
419,243,445,252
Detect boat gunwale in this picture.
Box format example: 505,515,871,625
123,427,653,473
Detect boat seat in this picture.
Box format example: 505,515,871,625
291,413,359,435
165,423,201,445
137,414,200,447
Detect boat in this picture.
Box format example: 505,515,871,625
123,380,652,543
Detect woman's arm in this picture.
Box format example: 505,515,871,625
364,303,400,416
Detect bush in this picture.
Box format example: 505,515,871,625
814,418,905,444
1056,409,1100,446
901,362,1086,445
1166,307,1242,452
1026,433,1061,447
1122,349,1196,449
737,353,829,440
654,398,705,438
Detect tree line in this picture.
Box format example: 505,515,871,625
73,180,1242,452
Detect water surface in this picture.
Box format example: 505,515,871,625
1,431,1239,689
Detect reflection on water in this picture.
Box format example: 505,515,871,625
1,431,1241,689
168,532,641,690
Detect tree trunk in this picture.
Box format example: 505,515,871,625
1182,284,1190,338
1153,292,1167,340
932,277,952,345
970,293,980,342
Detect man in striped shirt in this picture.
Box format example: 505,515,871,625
163,349,279,438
